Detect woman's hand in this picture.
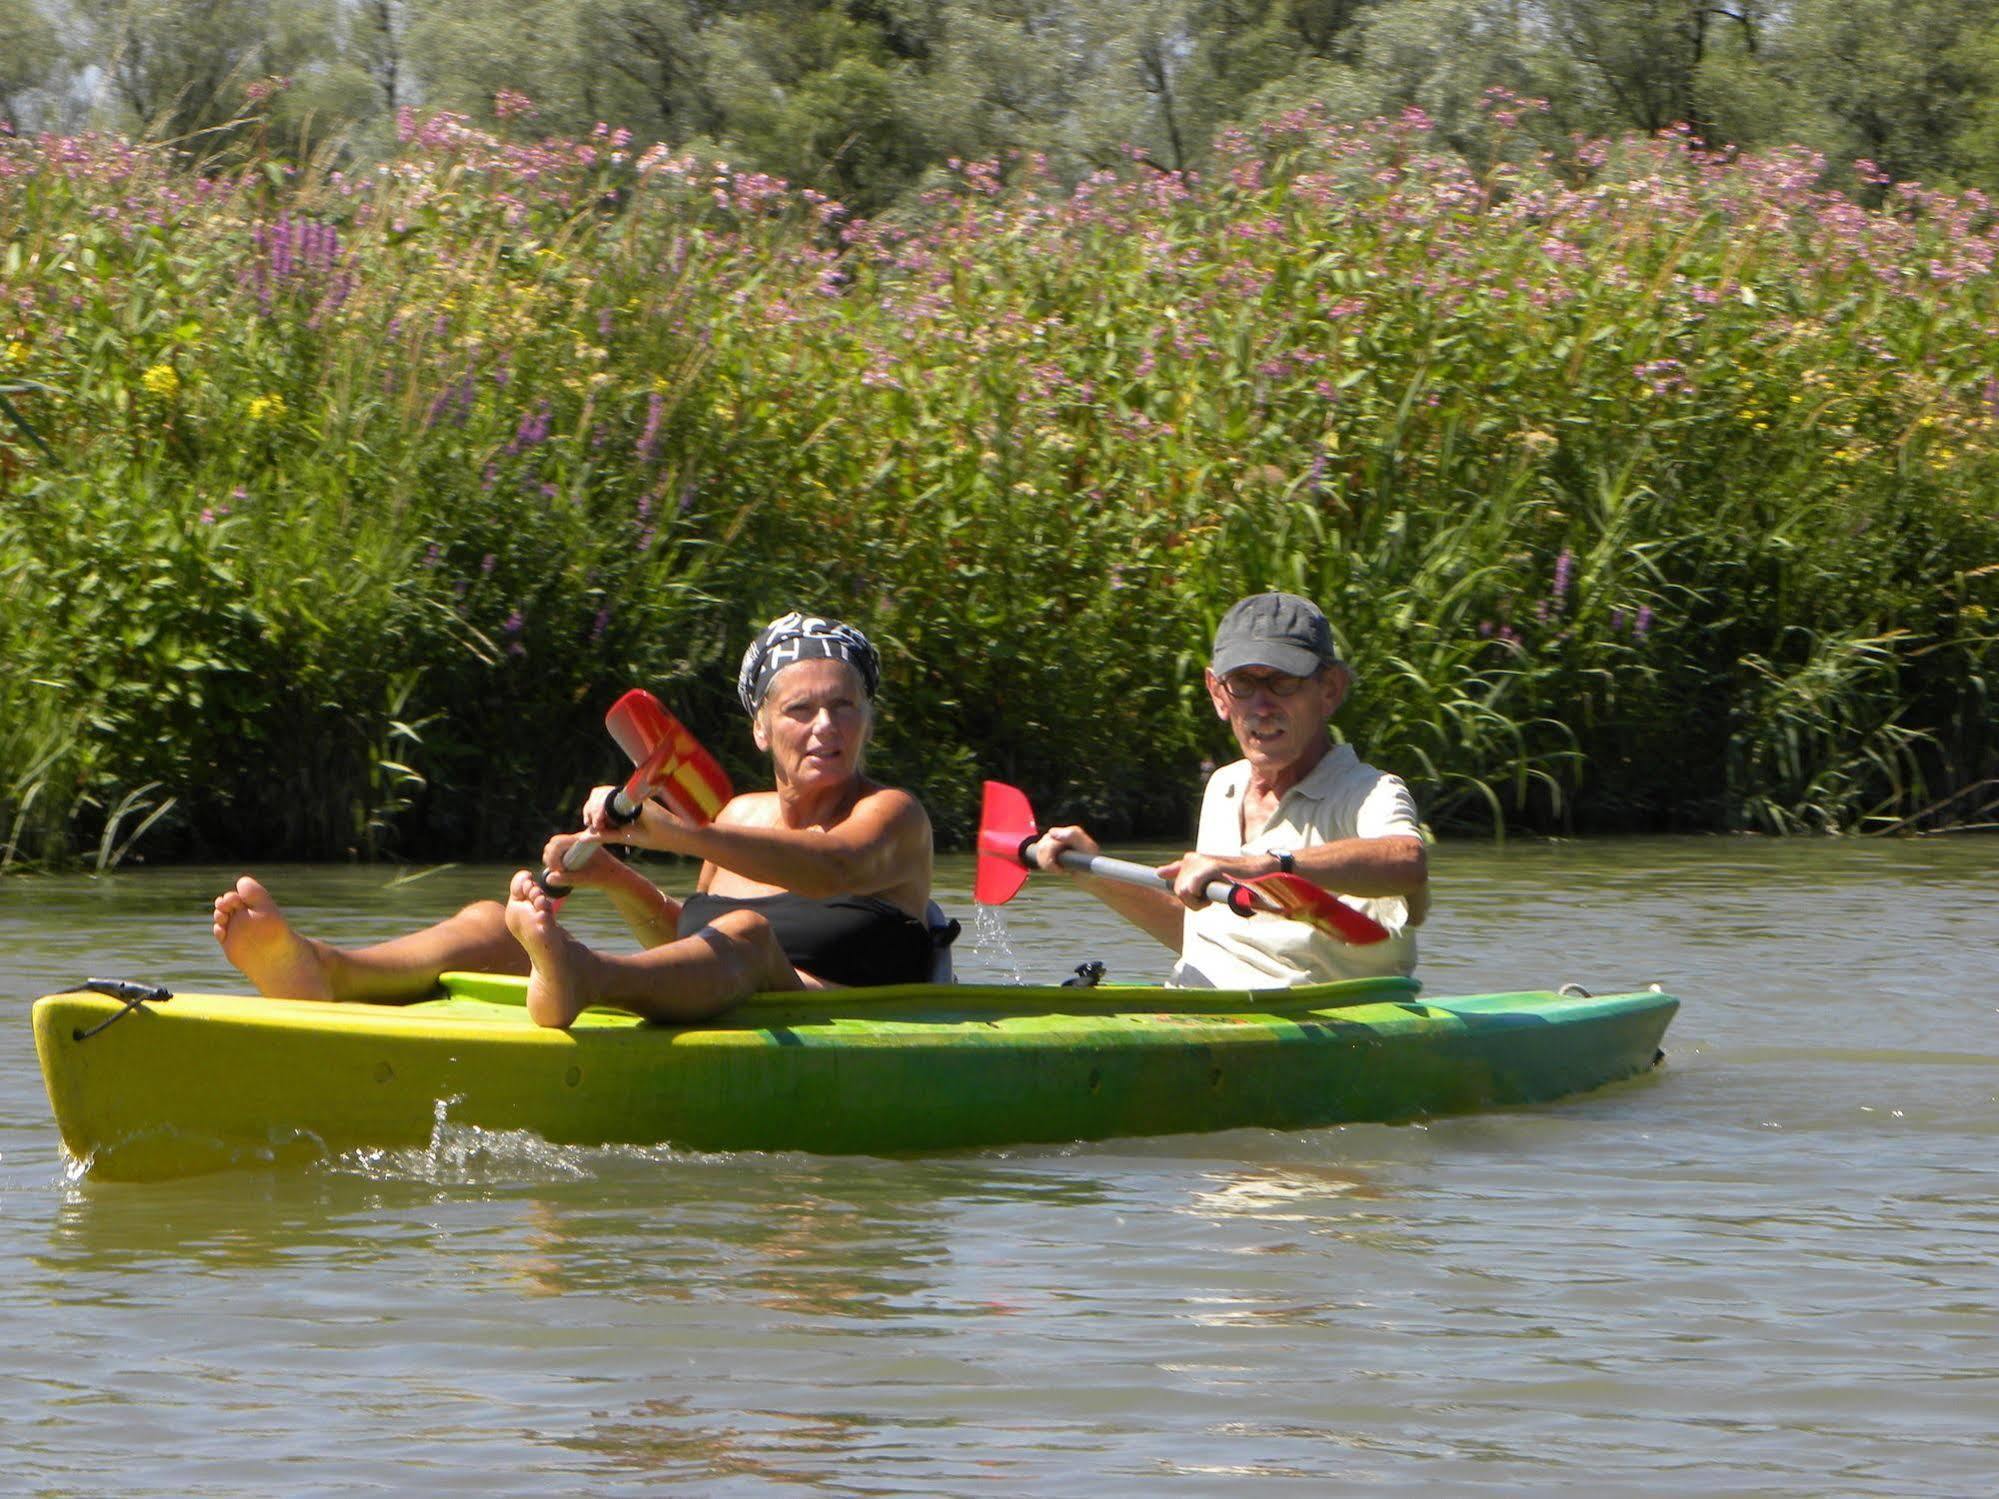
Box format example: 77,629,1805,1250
582,785,697,853
541,831,616,888
581,784,631,837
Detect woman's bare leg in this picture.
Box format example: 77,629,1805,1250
505,870,802,1030
213,875,528,1003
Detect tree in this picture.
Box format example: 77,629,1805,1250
1545,0,1769,140
1778,0,1999,190
0,0,63,131
75,0,345,142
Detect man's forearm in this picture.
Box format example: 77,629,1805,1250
1075,874,1185,951
1213,836,1427,899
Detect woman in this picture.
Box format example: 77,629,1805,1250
212,613,935,1029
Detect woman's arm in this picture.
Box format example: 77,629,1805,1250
614,787,931,900
540,832,684,948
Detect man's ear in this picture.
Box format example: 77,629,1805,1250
1325,664,1352,714
1204,667,1231,720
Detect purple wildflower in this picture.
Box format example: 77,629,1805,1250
1634,605,1654,640
425,384,456,429
506,400,552,455
480,553,496,575
590,607,611,644
635,392,664,463
1552,549,1573,607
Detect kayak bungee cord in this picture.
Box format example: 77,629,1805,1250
65,979,173,1041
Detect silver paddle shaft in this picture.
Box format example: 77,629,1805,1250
543,786,644,891
1053,849,1256,913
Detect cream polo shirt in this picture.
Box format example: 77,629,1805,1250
1170,744,1422,990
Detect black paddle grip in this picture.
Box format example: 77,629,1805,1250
1016,833,1039,868
1224,883,1258,919
604,789,643,826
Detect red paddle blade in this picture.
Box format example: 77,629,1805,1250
605,688,674,764
620,736,682,804
1242,872,1392,945
603,688,734,827
974,780,1037,906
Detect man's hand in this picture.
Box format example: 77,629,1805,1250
1160,851,1248,909
1028,825,1102,871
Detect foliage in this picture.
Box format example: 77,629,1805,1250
16,2,1999,209
2,102,1997,867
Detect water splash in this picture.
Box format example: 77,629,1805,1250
969,903,1027,985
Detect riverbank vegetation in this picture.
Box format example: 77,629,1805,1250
2,101,1996,865
10,2,1999,216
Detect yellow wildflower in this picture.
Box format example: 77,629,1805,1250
4,341,27,366
247,393,287,422
141,364,181,399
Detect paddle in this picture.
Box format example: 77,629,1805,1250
536,691,734,898
603,688,733,825
974,780,1391,945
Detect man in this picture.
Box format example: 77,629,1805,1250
1030,592,1428,987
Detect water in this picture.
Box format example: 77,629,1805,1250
3,837,1997,1496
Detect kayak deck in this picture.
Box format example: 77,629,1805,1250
33,973,1678,1181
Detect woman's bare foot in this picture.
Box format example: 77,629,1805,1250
506,871,593,1029
212,876,336,999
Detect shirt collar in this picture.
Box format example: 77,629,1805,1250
1220,741,1356,807
1281,741,1358,805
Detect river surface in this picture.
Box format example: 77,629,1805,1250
2,837,1997,1496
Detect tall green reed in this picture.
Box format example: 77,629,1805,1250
2,102,1996,864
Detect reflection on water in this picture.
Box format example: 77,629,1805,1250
4,837,1999,1493
1184,1164,1390,1223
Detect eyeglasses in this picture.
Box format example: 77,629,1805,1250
1220,670,1317,700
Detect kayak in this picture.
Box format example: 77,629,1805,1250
33,973,1678,1182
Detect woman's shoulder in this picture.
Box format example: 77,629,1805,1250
858,780,928,813
855,781,933,833
714,790,782,827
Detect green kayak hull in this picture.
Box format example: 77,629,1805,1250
33,973,1678,1181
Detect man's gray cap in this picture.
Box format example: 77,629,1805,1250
1210,592,1341,678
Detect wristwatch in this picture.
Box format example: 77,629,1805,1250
1275,850,1296,875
